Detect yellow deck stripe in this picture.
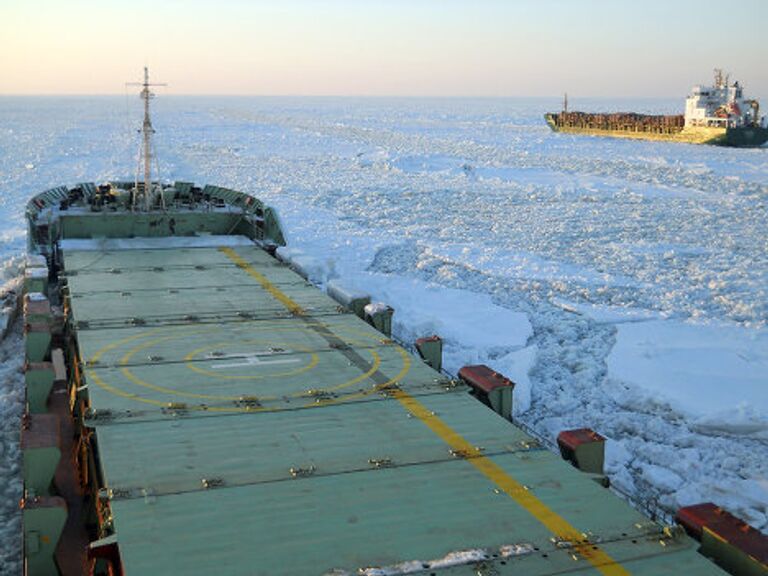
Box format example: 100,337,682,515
394,389,630,574
220,246,631,575
220,247,305,315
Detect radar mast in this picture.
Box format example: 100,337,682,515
128,67,166,210
714,68,724,89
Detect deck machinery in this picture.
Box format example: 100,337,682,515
18,69,767,576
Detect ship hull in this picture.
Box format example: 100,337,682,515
544,113,768,147
723,125,768,147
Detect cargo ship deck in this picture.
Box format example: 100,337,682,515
59,238,727,575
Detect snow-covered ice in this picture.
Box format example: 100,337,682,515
608,319,768,424
1,96,766,570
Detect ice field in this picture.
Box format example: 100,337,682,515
1,96,766,570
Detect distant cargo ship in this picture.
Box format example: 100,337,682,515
545,70,768,147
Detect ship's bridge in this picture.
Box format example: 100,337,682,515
685,80,759,128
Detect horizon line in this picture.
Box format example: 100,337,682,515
0,92,694,99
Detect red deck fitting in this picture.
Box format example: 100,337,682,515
556,428,606,475
415,335,441,347
557,428,605,452
676,502,722,540
676,503,768,566
459,365,514,419
458,365,514,393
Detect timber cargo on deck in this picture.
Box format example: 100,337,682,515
545,70,768,147
19,67,767,576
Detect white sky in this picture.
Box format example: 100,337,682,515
1,0,766,97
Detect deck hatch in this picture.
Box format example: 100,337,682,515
60,242,727,576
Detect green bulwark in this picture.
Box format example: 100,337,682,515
63,241,727,575
23,497,67,576
25,363,55,413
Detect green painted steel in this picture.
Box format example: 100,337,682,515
415,337,442,372
486,384,513,420
365,304,394,337
23,498,67,576
25,182,286,253
571,440,606,475
25,363,55,413
25,268,48,294
701,527,766,576
63,242,727,575
263,206,286,245
60,212,243,239
22,444,60,498
25,325,51,362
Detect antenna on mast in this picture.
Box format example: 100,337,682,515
127,67,166,211
714,68,724,89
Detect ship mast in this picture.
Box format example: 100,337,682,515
714,68,724,89
129,67,166,210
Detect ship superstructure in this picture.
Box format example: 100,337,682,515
684,69,762,129
17,70,768,576
545,70,768,147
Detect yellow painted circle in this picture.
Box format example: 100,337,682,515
86,322,408,411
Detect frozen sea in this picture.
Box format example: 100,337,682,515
1,96,767,569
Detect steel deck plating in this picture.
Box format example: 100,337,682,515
64,241,725,575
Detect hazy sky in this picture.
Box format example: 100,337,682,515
2,0,766,97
